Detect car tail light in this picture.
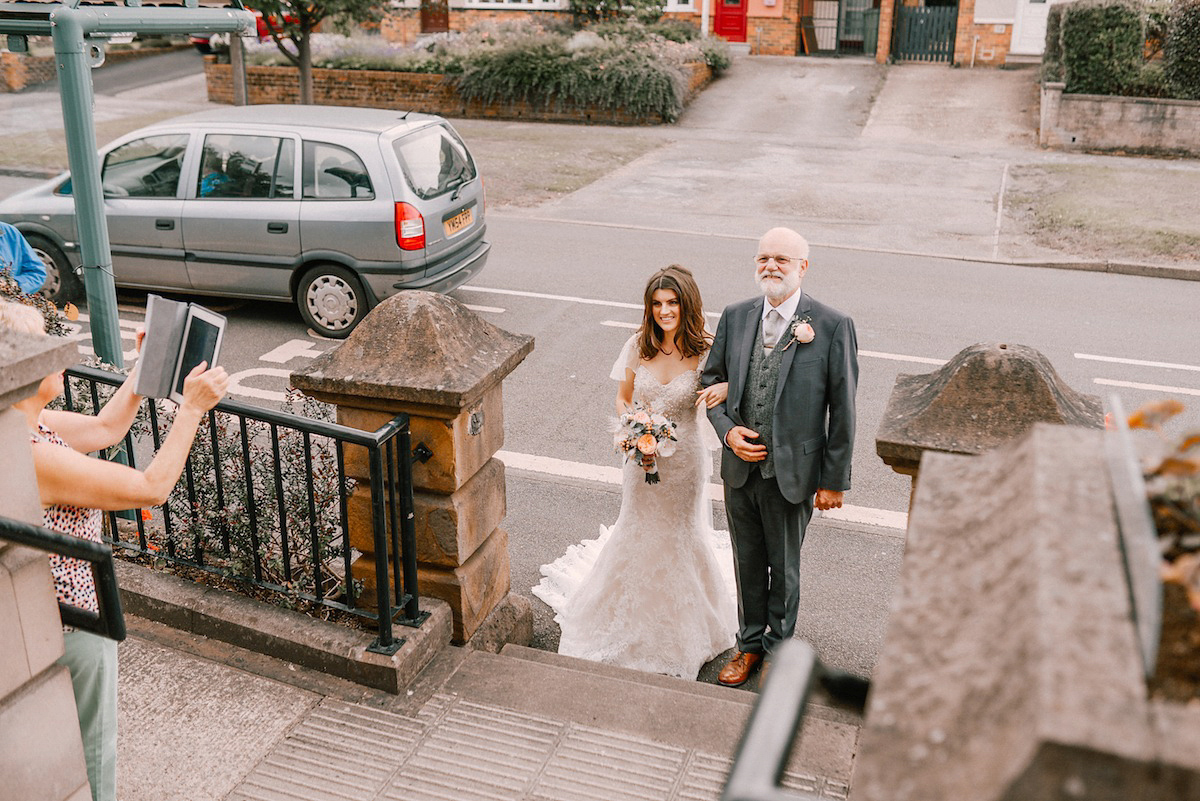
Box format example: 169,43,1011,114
395,202,425,250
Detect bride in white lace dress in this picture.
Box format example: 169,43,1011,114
533,266,737,679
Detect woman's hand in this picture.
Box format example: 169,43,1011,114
695,382,728,409
180,362,230,415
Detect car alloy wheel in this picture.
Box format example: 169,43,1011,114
298,264,366,338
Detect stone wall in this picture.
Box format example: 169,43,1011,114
1040,81,1200,157
204,58,712,125
854,424,1200,800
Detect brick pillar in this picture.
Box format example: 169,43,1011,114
875,342,1103,511
875,0,894,63
0,328,93,801
293,291,534,645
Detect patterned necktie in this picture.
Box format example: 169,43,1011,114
763,308,786,354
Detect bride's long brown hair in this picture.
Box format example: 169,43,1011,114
638,265,710,361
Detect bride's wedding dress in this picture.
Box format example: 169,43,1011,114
532,337,737,679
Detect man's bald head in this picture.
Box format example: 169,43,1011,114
754,228,809,303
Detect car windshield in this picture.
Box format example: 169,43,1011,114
391,124,476,201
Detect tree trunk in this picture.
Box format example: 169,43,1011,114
298,33,313,105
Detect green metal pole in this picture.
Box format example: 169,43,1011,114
51,7,123,369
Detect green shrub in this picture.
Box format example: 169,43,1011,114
1127,60,1172,94
647,18,701,42
570,0,664,25
1165,0,1200,99
1060,0,1144,94
456,38,687,121
1042,2,1067,82
696,35,732,74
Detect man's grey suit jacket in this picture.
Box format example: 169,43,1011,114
702,292,859,505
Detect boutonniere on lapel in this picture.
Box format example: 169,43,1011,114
780,316,815,351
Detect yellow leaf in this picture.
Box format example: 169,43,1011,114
63,302,79,321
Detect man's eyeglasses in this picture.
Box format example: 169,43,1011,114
756,254,799,267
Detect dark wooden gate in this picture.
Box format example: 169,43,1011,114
893,4,957,62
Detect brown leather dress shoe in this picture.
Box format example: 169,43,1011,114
718,650,763,686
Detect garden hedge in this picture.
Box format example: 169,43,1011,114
1165,0,1200,99
1060,0,1144,94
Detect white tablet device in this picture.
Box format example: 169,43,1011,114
170,305,225,404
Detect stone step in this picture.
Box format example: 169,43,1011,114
442,648,859,784
499,643,756,706
501,643,863,727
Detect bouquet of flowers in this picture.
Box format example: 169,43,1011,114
614,401,678,484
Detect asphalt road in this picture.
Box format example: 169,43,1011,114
27,210,1197,675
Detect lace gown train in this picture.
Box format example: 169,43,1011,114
533,357,737,679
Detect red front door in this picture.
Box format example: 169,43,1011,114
713,0,748,42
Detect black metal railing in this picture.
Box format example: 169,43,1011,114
722,640,871,801
62,364,427,654
0,514,126,642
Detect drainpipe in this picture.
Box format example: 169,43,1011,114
971,34,979,68
701,0,711,37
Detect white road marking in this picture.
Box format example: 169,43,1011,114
1076,353,1200,373
259,339,325,364
496,449,908,532
1095,378,1200,397
460,285,644,310
464,304,505,314
601,328,945,368
75,311,141,329
226,368,291,402
859,350,947,366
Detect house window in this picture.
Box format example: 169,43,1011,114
665,0,694,9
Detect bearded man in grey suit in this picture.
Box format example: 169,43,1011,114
702,227,859,687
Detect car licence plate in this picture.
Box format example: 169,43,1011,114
444,207,473,238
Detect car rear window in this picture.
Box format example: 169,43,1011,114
391,124,476,201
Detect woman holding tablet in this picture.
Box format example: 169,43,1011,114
0,301,229,801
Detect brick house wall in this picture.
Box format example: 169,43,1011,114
748,0,802,55
876,0,1015,65
382,8,572,45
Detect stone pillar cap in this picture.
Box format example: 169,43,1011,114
0,326,79,409
291,291,534,410
876,342,1103,467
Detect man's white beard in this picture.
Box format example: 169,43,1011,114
756,271,799,302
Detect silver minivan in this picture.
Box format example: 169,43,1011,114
0,105,488,337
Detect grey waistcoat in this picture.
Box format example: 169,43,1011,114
740,320,788,479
